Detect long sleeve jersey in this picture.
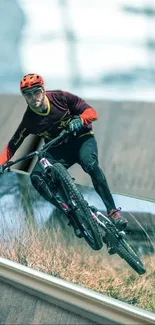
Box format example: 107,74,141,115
0,90,98,165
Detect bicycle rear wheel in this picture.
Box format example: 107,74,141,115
52,163,103,250
98,212,146,275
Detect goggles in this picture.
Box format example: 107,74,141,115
22,87,43,100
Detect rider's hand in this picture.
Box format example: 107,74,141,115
0,165,4,174
69,116,84,133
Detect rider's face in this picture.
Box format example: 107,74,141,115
23,87,45,108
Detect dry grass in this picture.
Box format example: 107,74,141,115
0,225,155,313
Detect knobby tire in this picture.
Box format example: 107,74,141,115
116,238,146,275
52,163,103,250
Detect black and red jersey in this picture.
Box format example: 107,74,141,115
0,90,98,164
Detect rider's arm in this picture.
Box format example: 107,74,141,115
0,121,29,165
64,91,98,126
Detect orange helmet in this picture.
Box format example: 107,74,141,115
20,73,44,92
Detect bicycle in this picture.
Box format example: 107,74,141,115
0,129,146,275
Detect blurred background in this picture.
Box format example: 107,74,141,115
1,0,155,101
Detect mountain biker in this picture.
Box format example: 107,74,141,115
0,73,128,231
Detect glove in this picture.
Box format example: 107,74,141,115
69,116,84,133
0,165,4,174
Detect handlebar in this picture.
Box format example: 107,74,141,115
1,129,71,172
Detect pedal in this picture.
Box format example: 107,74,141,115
108,246,116,255
119,230,126,238
106,239,116,255
67,220,83,238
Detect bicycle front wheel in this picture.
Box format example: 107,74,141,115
52,163,103,250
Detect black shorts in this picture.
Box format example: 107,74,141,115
32,134,99,174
